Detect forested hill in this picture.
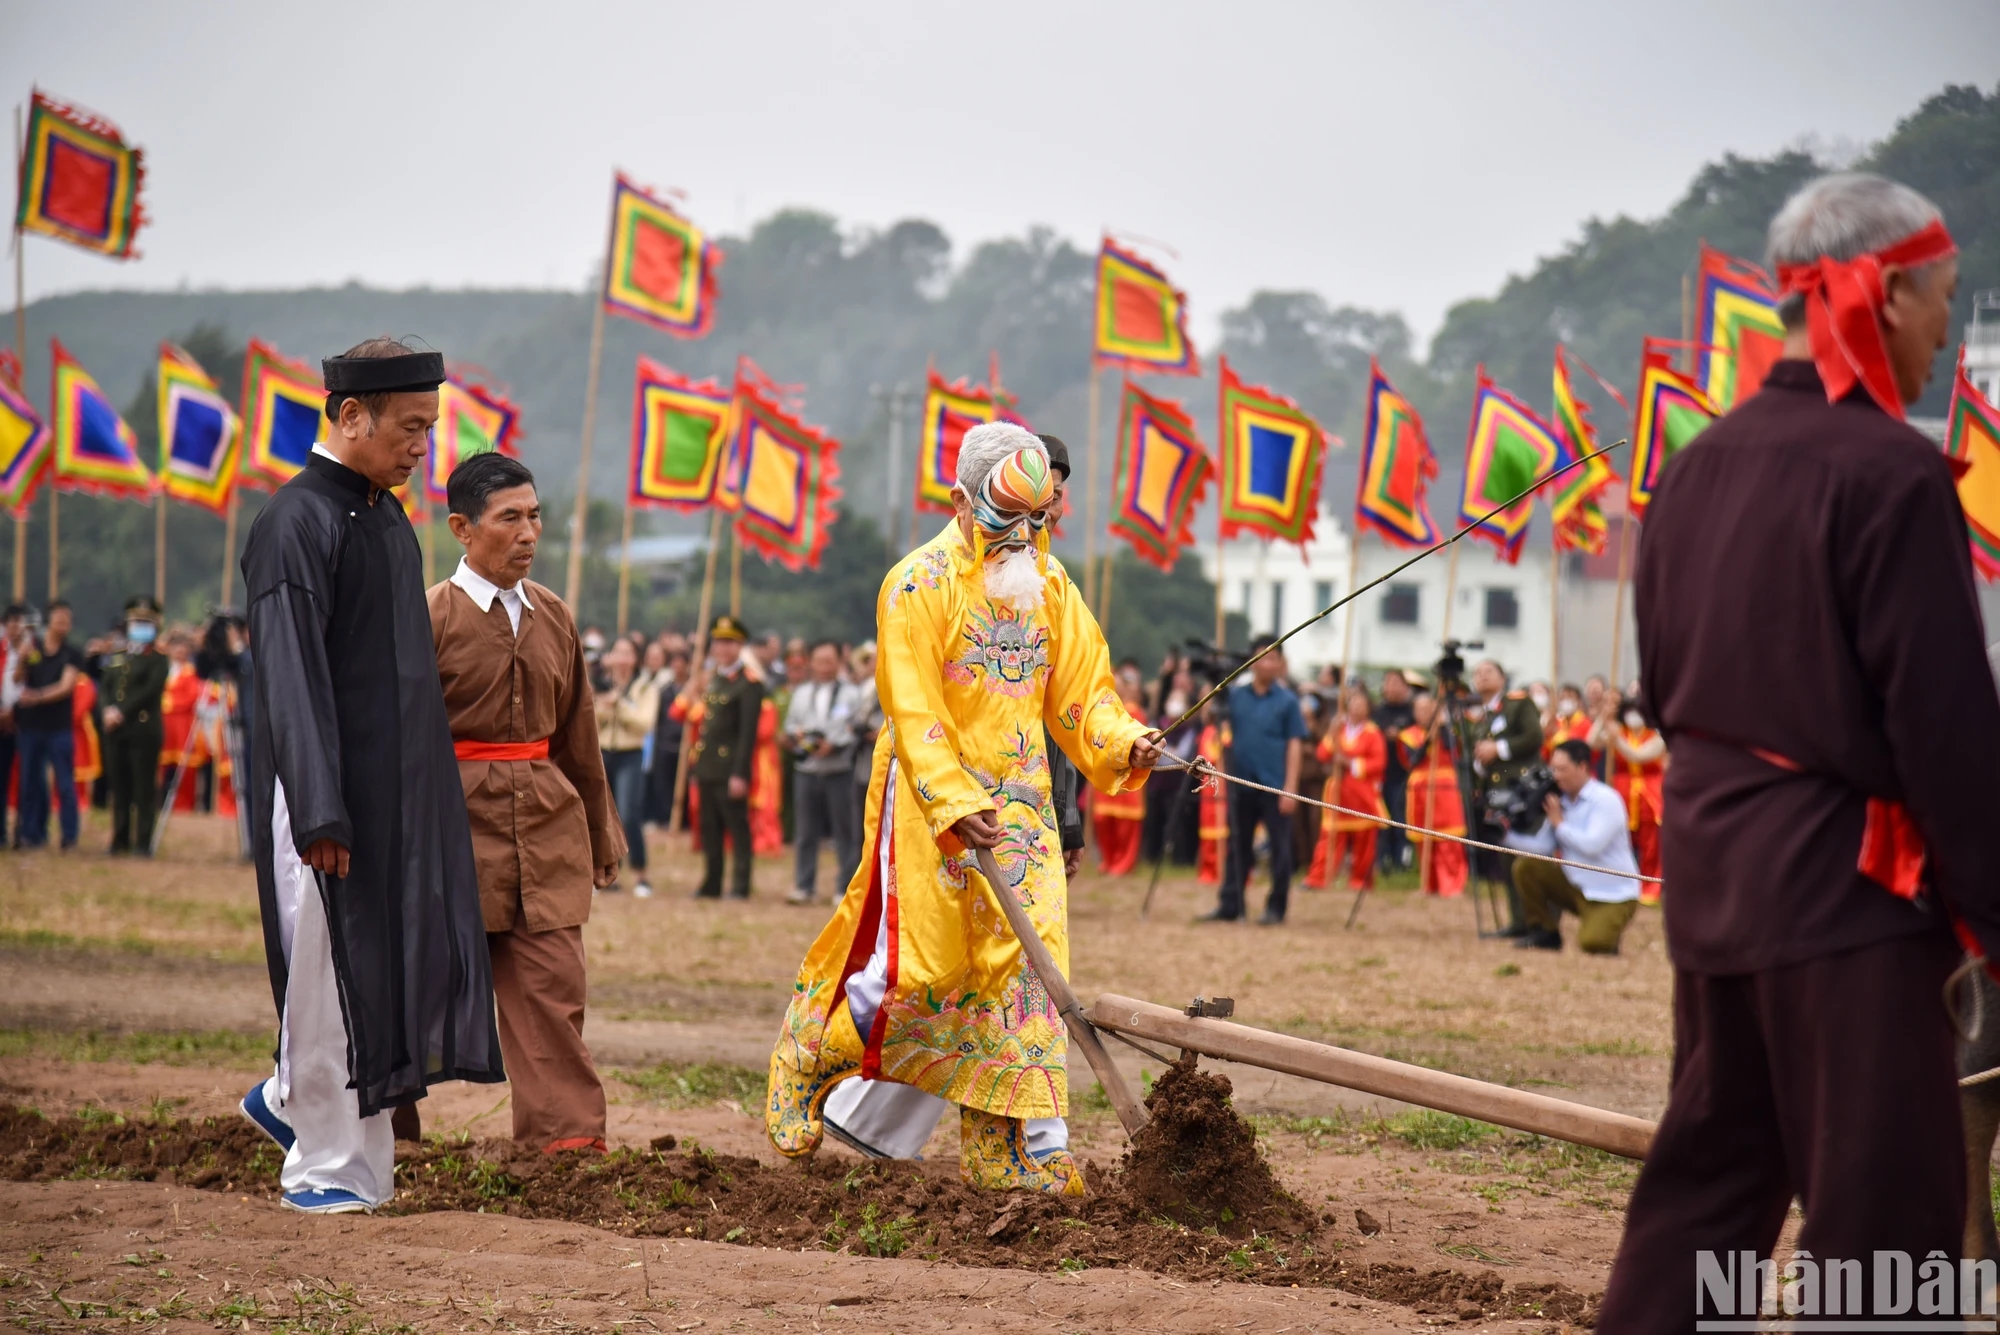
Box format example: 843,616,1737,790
8,82,1996,640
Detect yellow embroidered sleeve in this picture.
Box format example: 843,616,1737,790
879,551,992,842
1041,559,1150,796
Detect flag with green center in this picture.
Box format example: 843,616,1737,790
1629,342,1716,520
1457,368,1563,563
1548,347,1621,554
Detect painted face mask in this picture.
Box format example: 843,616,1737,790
971,448,1056,551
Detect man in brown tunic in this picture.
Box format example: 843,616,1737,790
1604,173,1996,1322
430,452,624,1153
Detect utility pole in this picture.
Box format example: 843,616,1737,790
871,382,912,554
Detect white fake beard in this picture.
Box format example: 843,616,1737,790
983,544,1045,614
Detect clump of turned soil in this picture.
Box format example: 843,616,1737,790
1120,1054,1295,1228
0,1098,1599,1326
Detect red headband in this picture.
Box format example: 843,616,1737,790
1775,218,1957,422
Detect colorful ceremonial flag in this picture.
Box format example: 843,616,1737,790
156,344,239,514
238,340,324,489
730,382,842,572
1215,356,1326,547
1693,244,1786,412
1108,380,1211,571
425,376,522,502
0,353,51,517
915,370,994,516
49,340,152,501
1457,369,1564,564
1355,359,1439,548
629,357,732,511
15,91,145,259
1946,355,2000,581
1628,344,1716,521
1093,238,1197,376
1548,348,1621,555
602,174,722,338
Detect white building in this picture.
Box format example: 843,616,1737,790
1203,507,1636,688
1967,291,2000,408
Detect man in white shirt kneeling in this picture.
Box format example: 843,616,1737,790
1500,739,1641,955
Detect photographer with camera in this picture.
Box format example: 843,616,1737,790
1498,739,1640,954
1466,658,1542,935
783,639,860,905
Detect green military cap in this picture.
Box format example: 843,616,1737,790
123,595,162,622
709,614,748,643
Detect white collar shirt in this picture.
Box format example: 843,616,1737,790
1500,777,1641,903
449,557,533,636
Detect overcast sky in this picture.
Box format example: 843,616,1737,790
9,1,1997,346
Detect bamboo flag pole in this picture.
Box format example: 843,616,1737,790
1548,524,1562,684
1088,369,1104,611
1212,518,1226,648
1607,516,1634,691
668,506,725,834
615,500,636,637
564,295,608,611
154,500,166,606
219,491,239,606
728,520,742,618
46,490,56,602
11,103,25,603
1439,540,1462,641
1099,551,1116,633
1337,538,1361,687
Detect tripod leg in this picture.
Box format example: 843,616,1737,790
1343,885,1367,930
1140,763,1197,920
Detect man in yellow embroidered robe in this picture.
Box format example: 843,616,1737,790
767,425,1155,1194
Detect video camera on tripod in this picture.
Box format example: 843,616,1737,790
1433,638,1484,693
1180,639,1250,689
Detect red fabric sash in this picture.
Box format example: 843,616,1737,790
1774,218,1957,422
1703,734,1926,898
453,738,550,762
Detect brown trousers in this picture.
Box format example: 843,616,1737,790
1599,931,1964,1327
488,921,606,1150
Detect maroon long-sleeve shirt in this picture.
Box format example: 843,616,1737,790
1636,359,2000,974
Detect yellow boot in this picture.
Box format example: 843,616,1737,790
766,1000,866,1158
959,1107,1086,1196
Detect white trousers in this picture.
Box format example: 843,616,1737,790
262,778,395,1204
828,755,1065,1160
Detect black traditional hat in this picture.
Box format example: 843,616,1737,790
709,614,748,643
321,350,446,396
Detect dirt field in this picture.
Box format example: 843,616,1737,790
0,811,1680,1331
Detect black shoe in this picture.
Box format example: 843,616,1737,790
1513,928,1562,951
693,888,722,900
728,889,751,900
1256,911,1285,927
1495,923,1531,939
1193,909,1242,924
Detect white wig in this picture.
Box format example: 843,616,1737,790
953,422,1046,497
1766,172,1944,328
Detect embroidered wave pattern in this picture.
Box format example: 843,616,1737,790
877,967,1068,1117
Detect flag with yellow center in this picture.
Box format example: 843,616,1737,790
1946,353,2000,581
1109,380,1211,570
730,381,842,572
0,351,51,516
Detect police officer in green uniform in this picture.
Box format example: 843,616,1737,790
1464,658,1543,935
101,596,171,856
682,615,764,900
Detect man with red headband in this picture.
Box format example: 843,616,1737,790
1605,174,1996,1319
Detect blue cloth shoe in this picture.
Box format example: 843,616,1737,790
239,1081,296,1153
280,1187,373,1215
